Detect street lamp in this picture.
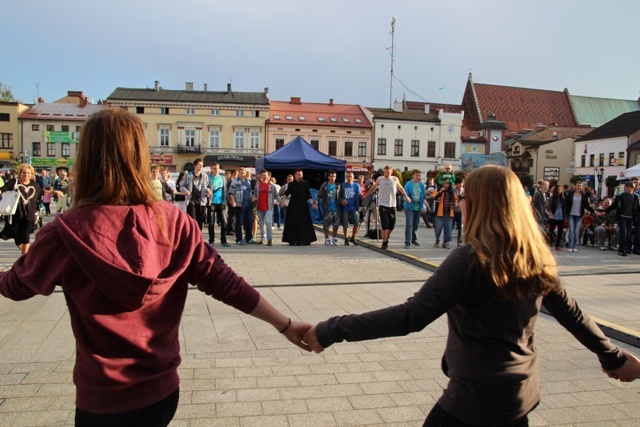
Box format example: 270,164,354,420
595,167,605,198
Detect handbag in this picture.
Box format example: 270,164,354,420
0,190,20,216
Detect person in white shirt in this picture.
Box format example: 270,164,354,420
362,165,411,250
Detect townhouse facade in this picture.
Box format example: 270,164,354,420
0,101,30,169
17,92,106,172
367,100,464,176
575,110,640,182
107,82,270,172
506,126,593,185
265,97,373,173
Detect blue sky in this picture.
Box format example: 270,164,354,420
2,0,639,107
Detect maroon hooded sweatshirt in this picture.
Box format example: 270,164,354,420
0,202,260,414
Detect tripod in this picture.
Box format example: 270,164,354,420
361,189,381,241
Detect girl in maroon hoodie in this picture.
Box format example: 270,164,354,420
0,108,312,427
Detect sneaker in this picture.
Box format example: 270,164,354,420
349,237,357,245
599,246,607,251
411,241,420,247
221,242,230,247
247,239,256,244
344,239,350,246
404,244,411,249
442,242,450,249
237,240,246,245
381,241,388,250
209,240,215,245
325,239,332,245
434,241,440,248
567,248,573,252
267,240,272,246
572,248,578,253
555,247,563,251
619,252,627,257
332,238,338,246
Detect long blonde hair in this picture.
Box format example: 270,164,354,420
464,166,558,300
73,108,157,208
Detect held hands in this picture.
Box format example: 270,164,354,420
303,325,325,353
405,195,412,203
280,320,313,352
604,351,640,382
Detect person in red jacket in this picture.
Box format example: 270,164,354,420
0,108,312,427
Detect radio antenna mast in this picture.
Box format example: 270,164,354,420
389,17,396,108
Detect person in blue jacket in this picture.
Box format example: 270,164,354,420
403,169,426,249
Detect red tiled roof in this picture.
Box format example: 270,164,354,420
19,102,106,121
268,99,371,127
463,79,577,134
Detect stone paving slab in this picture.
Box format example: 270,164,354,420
0,217,639,426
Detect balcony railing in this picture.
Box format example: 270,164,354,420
177,144,202,154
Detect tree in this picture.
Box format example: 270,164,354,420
0,82,16,102
570,174,585,185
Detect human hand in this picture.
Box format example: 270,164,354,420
405,196,412,203
303,325,325,353
282,320,313,352
604,351,640,382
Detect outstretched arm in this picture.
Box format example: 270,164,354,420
249,296,312,352
604,351,640,382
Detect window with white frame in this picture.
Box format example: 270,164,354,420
160,107,170,115
358,141,367,157
186,108,195,115
159,128,170,147
444,142,455,158
344,141,353,157
32,142,41,156
394,139,403,156
209,129,220,148
234,130,245,149
249,130,259,149
236,110,244,117
411,140,419,157
211,109,219,116
185,129,195,146
47,143,56,156
377,138,386,155
62,143,70,157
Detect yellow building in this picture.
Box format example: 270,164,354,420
0,101,30,169
107,82,270,172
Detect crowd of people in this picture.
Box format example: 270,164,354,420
530,176,640,257
0,108,638,427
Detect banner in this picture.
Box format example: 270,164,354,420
42,131,79,143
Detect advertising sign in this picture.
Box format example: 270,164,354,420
461,153,506,173
543,166,560,181
42,131,79,143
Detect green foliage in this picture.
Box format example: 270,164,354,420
570,174,584,185
401,170,413,184
519,174,534,189
605,175,619,197
393,169,403,185
0,82,16,102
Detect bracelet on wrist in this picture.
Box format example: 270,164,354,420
279,318,292,334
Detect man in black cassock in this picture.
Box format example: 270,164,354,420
280,169,318,245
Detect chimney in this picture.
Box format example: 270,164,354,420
38,97,45,103
424,104,430,114
329,98,334,106
393,101,403,113
227,83,232,93
264,87,269,98
67,90,84,99
154,81,160,91
290,97,301,104
186,82,193,91
203,83,208,91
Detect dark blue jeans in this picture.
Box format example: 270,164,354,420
235,206,254,242
618,216,633,254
